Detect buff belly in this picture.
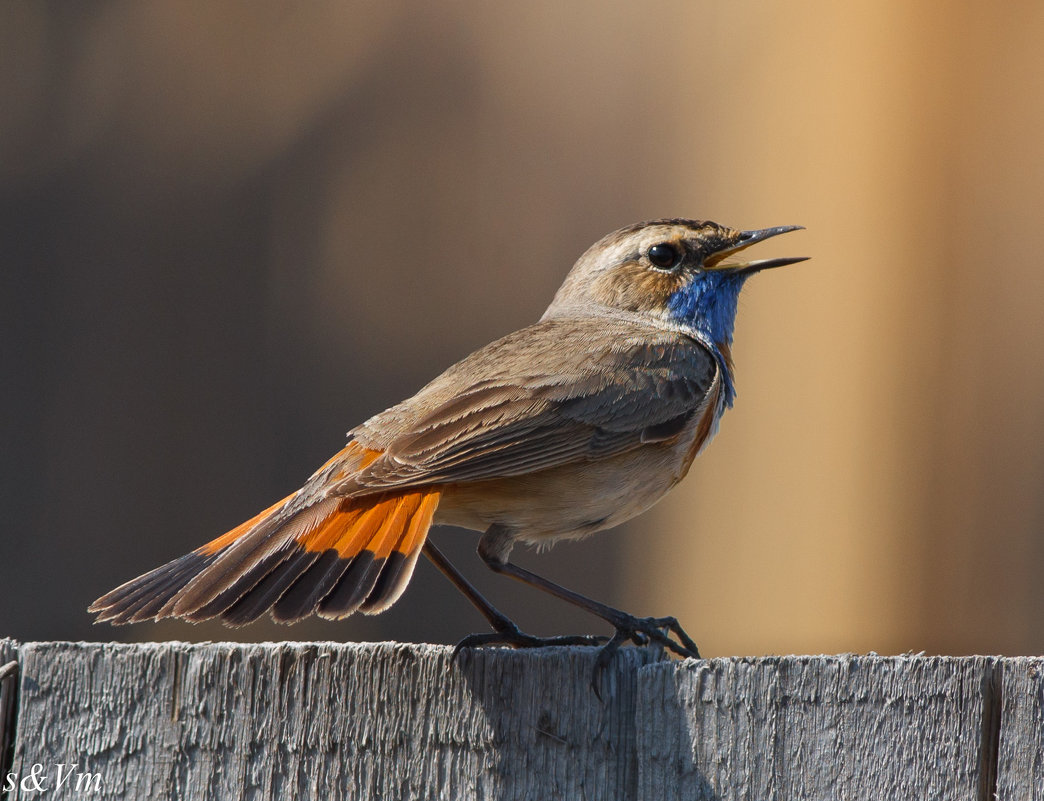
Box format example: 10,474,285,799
435,432,704,545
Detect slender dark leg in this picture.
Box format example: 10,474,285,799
474,526,700,662
484,558,701,661
421,541,605,650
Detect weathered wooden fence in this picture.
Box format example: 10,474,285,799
0,639,1041,799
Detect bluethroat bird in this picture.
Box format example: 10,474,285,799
91,219,806,661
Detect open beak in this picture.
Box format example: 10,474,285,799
703,225,808,275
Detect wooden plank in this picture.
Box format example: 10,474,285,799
7,644,1042,799
636,655,997,801
0,638,18,791
8,641,661,801
997,656,1044,799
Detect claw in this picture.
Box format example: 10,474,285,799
627,629,650,647
652,615,701,657
590,629,631,701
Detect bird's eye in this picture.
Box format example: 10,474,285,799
647,243,682,270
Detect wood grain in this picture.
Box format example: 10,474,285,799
997,656,1044,801
636,655,999,801
4,645,1044,800
7,642,660,800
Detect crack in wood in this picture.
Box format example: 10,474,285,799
978,659,1003,801
0,659,20,801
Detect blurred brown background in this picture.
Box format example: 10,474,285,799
2,2,1043,657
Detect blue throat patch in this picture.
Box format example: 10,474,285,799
667,271,749,407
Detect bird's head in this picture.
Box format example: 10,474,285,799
543,218,806,353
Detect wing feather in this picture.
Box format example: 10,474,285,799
348,318,717,490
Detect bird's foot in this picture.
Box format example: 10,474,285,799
453,621,607,654
595,612,701,667
585,614,700,699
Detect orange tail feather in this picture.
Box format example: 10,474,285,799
89,443,442,626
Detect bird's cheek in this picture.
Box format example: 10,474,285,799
592,265,681,314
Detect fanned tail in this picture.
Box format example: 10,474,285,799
89,444,441,626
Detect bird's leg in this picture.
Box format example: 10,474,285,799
476,528,701,661
422,541,606,651
488,559,701,660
